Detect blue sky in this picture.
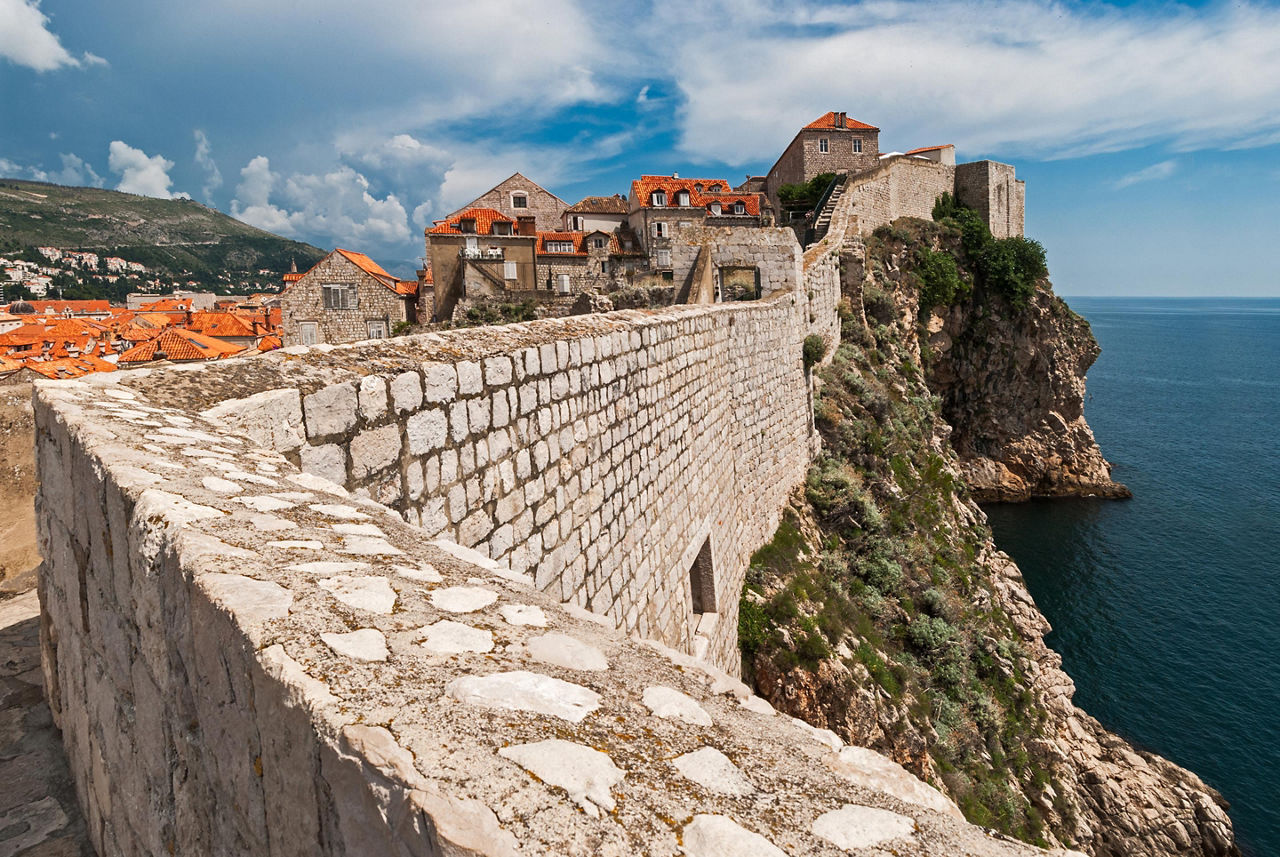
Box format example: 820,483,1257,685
3,0,1279,295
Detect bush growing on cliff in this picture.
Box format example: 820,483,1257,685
914,246,968,308
932,197,1048,309
742,315,1061,847
803,333,828,369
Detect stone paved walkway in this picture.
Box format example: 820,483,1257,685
0,590,93,857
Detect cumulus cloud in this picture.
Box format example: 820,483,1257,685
47,153,104,187
1115,160,1178,190
108,141,185,198
0,0,104,71
230,156,411,250
193,130,223,203
0,152,104,187
663,0,1280,164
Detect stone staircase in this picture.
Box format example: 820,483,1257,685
808,173,848,246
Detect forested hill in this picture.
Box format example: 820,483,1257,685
0,178,325,281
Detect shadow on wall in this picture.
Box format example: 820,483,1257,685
0,379,40,592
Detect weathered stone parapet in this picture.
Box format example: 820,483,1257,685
120,232,837,676
33,374,1079,857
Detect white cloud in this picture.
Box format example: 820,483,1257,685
663,0,1280,164
193,130,222,203
1115,159,1178,190
49,153,103,187
0,0,104,71
0,152,103,187
230,156,411,250
108,141,183,198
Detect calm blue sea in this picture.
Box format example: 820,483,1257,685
983,297,1280,857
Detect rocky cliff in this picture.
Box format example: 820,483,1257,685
927,286,1130,501
741,217,1235,856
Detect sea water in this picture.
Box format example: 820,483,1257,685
983,298,1280,856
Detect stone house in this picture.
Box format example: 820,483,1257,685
627,176,765,279
426,208,539,321
562,194,629,233
763,111,881,215
535,230,611,294
280,249,418,346
904,144,956,165
443,173,566,232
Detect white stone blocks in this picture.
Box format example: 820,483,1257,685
358,376,388,422
422,361,457,403
349,424,401,479
457,361,482,395
304,382,357,438
390,371,423,414
483,355,513,386
406,409,447,456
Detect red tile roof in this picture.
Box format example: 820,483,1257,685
335,249,393,280
631,176,733,207
185,311,259,339
26,356,117,379
139,298,195,313
290,249,418,298
566,195,629,214
536,231,589,256
118,328,244,363
258,335,282,352
428,208,515,236
702,193,762,216
805,112,879,132
22,300,112,315
904,144,953,156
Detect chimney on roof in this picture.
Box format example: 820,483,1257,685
672,172,679,179
836,111,847,128
517,216,536,237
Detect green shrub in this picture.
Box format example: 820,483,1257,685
907,615,956,654
803,334,828,369
914,246,967,308
738,596,771,659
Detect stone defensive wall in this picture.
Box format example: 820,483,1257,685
32,371,1081,857
33,208,1086,855
839,156,956,236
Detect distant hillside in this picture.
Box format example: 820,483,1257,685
0,179,326,280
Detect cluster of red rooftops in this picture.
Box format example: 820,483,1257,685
6,112,975,362
0,295,282,380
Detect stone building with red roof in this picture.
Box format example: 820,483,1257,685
443,173,566,232
627,176,766,279
279,249,419,347
760,111,1024,239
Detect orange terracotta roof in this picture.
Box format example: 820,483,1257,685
118,328,244,363
566,195,629,214
630,176,733,208
336,249,393,280
428,208,515,236
701,193,762,216
536,231,589,256
18,300,112,315
258,335,282,352
185,311,259,338
904,144,953,156
133,312,174,329
421,268,434,285
25,355,116,379
805,112,879,132
139,298,195,312
0,355,22,372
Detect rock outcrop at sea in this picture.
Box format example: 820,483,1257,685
749,226,1234,857
926,288,1132,501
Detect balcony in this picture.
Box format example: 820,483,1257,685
459,247,504,260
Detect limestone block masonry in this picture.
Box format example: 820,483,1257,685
32,373,1082,857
